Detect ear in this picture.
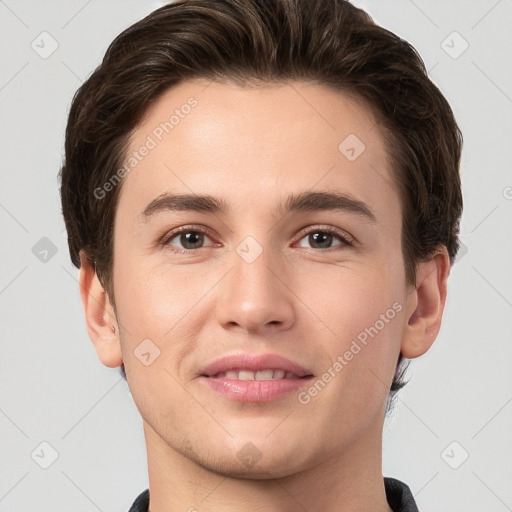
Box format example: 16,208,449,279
401,246,451,359
78,252,123,368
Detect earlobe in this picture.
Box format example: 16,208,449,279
401,246,451,359
78,253,123,368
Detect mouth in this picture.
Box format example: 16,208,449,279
199,353,314,402
203,369,311,380
200,352,314,379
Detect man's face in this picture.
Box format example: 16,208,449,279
110,80,412,477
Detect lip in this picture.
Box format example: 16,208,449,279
200,353,313,378
199,353,314,402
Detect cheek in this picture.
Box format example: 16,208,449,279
301,263,406,395
113,257,208,409
114,254,204,335
302,260,404,337
288,267,406,451
113,252,222,382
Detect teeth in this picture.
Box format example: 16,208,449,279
255,370,274,380
273,369,285,379
212,369,299,380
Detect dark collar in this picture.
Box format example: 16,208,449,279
128,476,418,512
384,477,419,512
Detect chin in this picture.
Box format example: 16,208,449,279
178,434,312,479
200,453,307,480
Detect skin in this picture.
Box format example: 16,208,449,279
79,79,450,512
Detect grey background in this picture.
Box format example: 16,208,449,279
1,0,511,510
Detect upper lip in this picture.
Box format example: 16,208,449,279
200,353,313,377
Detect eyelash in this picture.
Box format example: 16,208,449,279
160,224,355,254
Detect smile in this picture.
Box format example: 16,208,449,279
207,369,303,380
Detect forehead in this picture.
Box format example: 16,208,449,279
119,79,400,225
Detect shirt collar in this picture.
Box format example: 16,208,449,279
128,477,419,512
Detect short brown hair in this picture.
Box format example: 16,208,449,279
59,0,463,402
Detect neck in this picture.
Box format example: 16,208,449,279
143,406,393,512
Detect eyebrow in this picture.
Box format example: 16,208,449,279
139,190,377,223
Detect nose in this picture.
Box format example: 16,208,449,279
215,244,296,335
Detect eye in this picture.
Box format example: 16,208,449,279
160,225,354,253
295,226,354,250
161,226,216,252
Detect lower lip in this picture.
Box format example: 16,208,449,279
201,376,314,402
